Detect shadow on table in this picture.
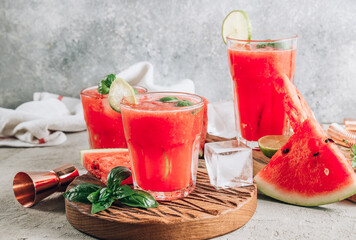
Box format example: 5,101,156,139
257,193,338,212
32,192,65,213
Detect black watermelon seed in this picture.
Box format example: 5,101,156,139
282,149,289,154
313,152,320,157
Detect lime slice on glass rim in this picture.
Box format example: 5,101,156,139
258,135,290,158
222,10,252,44
108,78,137,113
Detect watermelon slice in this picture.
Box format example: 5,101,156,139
80,148,133,185
255,74,356,206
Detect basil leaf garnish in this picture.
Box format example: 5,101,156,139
256,42,289,50
120,190,159,208
97,74,116,94
133,88,139,94
63,183,103,204
107,166,132,191
113,185,135,199
175,100,194,107
159,96,180,102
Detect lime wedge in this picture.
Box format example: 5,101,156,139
222,10,252,44
258,135,290,158
108,78,137,113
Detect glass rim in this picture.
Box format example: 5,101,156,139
121,91,205,112
80,85,148,98
226,32,298,43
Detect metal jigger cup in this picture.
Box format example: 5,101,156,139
13,164,79,207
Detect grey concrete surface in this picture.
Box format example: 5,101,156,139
0,0,356,123
1,131,356,240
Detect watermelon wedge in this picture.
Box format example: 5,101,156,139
80,148,133,185
255,74,356,206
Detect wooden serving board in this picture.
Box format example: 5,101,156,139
65,169,257,240
206,134,356,203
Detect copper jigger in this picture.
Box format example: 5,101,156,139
13,163,79,207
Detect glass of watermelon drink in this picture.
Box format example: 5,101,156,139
121,92,204,201
227,33,297,147
80,86,147,148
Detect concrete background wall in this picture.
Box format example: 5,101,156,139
0,0,355,123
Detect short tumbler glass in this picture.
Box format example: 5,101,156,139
80,85,147,148
121,92,204,201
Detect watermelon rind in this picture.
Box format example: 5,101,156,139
80,148,128,166
255,174,356,206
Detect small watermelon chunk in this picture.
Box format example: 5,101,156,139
255,74,356,206
80,148,133,185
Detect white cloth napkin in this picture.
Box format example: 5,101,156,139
117,61,195,93
0,93,86,147
0,62,196,147
207,101,236,139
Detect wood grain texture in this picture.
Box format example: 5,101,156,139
205,134,356,203
65,170,257,240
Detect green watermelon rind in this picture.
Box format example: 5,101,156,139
255,174,356,206
80,148,128,166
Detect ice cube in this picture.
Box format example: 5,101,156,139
204,140,253,189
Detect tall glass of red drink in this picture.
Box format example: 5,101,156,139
80,86,147,148
121,92,204,201
227,33,297,147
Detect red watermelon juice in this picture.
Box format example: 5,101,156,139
80,86,147,148
227,35,297,143
121,92,204,201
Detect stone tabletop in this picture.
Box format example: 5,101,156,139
1,131,355,240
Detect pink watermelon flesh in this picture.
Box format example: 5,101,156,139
274,74,315,131
82,150,133,185
255,74,356,206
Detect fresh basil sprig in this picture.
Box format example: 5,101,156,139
63,183,102,204
98,74,116,94
119,190,159,208
106,166,132,191
63,166,159,214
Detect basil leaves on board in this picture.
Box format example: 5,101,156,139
63,183,102,204
63,166,159,214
